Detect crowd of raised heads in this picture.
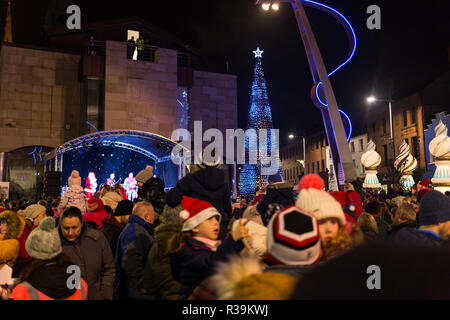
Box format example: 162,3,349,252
1,159,450,300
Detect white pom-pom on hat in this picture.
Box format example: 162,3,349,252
179,210,190,221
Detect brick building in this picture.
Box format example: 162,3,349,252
0,17,238,199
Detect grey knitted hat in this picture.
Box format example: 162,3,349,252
25,217,62,260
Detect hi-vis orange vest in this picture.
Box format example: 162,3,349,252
9,278,88,300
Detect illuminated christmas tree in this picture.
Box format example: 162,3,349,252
238,48,282,198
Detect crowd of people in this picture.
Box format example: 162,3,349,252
1,157,450,300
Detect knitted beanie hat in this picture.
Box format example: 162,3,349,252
179,196,221,231
100,192,122,211
296,174,346,226
17,204,47,222
418,190,450,226
135,165,154,183
25,217,62,260
265,206,321,266
161,204,183,224
68,170,81,187
114,200,134,217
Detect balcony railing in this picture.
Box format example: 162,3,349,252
86,40,105,56
126,43,158,62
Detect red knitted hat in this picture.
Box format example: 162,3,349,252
179,196,221,231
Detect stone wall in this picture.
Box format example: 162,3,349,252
189,70,238,160
0,44,80,152
104,41,178,138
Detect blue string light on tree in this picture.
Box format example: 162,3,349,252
238,47,282,198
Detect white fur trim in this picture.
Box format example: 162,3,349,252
179,210,190,220
181,207,221,231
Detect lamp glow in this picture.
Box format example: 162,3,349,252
288,134,294,139
367,96,376,103
271,2,279,10
262,2,271,11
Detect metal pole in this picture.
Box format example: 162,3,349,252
303,136,306,169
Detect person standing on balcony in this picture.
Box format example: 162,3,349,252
127,36,135,59
136,35,144,60
88,35,96,56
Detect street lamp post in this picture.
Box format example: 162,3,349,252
367,95,395,161
289,134,306,167
256,0,358,188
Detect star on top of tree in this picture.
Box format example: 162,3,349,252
253,47,264,58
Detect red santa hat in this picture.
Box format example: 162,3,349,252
179,196,221,231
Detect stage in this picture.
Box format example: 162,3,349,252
44,130,189,196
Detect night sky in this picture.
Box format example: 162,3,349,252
7,0,450,146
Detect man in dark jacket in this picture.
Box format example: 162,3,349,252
135,165,166,215
389,190,450,247
166,164,232,240
102,200,133,257
58,207,116,300
256,173,295,226
363,200,391,237
114,201,155,300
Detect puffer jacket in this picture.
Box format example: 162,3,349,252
0,210,25,269
58,185,87,213
143,223,182,300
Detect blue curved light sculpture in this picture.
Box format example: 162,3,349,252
304,0,356,141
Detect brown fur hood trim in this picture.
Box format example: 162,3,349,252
210,255,264,300
0,210,25,240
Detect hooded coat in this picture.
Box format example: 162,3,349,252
209,256,301,300
143,223,182,300
0,210,25,269
84,197,108,229
256,182,295,226
58,185,87,214
166,167,232,234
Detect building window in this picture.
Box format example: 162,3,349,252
312,162,315,173
315,138,319,149
307,163,310,173
372,122,376,133
353,159,356,168
351,142,355,153
383,118,387,134
359,139,364,151
411,107,416,124
317,161,320,172
321,160,325,172
383,144,388,164
403,110,408,127
362,165,365,174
